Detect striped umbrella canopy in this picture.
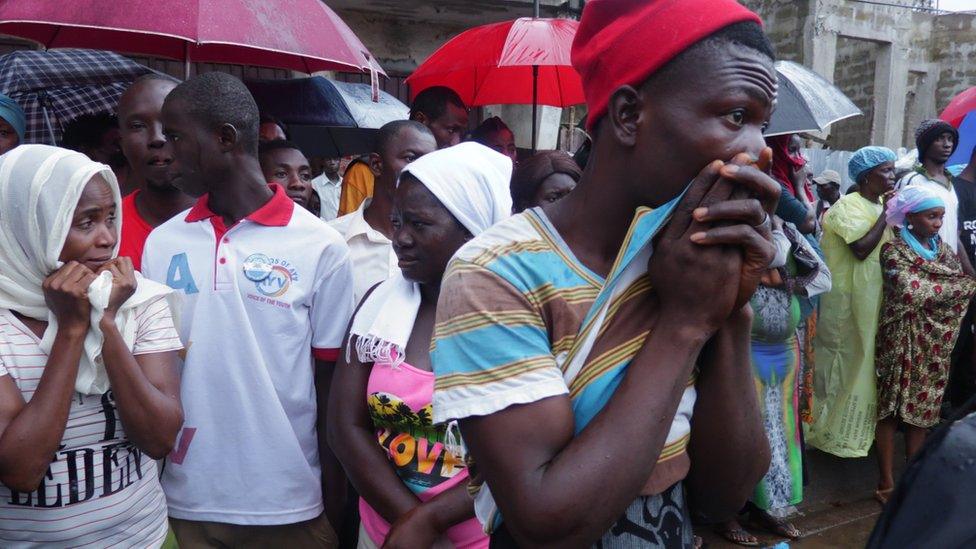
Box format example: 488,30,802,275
0,48,154,145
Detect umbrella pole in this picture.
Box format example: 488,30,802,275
532,65,538,154
39,91,56,145
43,108,56,145
530,0,540,153
183,42,191,80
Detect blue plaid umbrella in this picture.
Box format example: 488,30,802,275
0,48,154,145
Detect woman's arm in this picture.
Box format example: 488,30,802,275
96,258,182,459
382,480,476,548
775,186,816,235
793,232,832,298
957,241,976,278
0,330,87,492
327,337,420,523
315,357,347,532
0,262,94,492
99,317,182,459
848,213,889,261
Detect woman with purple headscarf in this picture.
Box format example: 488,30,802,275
873,185,976,505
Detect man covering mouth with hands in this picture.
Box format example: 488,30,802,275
426,1,781,547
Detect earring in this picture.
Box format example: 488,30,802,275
907,224,914,230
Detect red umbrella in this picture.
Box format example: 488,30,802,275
405,17,583,151
941,86,976,128
0,0,384,79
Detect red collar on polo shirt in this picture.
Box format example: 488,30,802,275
185,183,294,227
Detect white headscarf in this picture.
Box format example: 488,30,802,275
0,144,179,394
349,142,513,367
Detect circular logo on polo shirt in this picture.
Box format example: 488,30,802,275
255,265,293,298
242,253,273,282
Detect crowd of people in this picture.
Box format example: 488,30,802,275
0,0,974,548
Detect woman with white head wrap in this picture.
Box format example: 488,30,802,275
329,142,511,549
0,145,183,547
873,184,976,505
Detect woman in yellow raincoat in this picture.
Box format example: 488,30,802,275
808,146,897,457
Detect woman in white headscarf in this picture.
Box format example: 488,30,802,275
0,145,183,548
328,142,512,549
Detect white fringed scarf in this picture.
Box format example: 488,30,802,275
0,145,179,395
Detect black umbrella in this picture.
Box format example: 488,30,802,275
245,76,408,158
0,48,154,145
765,60,862,138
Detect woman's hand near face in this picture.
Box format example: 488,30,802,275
43,261,97,332
97,257,137,319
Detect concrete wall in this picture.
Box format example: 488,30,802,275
931,12,976,113
742,0,808,61
331,10,470,77
829,38,878,151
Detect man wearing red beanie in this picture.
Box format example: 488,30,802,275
430,1,782,547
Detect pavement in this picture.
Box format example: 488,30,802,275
698,443,908,549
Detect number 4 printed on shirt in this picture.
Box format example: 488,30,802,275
166,253,199,294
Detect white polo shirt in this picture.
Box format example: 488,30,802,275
328,198,399,306
141,184,354,525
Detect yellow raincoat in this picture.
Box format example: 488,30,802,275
808,193,890,457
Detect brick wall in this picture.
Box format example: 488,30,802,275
829,37,877,150
741,0,808,61
931,12,976,113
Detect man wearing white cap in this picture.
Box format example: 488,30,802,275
813,169,842,225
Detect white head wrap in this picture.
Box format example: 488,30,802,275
348,142,513,368
0,144,179,394
400,141,513,235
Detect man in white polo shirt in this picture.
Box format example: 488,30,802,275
141,72,353,548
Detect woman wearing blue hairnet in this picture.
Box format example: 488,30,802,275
807,146,897,459
0,93,25,155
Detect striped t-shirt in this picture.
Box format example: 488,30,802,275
0,296,182,548
431,208,695,497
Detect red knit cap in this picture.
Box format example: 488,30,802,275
572,0,762,132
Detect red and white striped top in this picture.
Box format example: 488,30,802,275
0,296,182,548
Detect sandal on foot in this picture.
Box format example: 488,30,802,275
713,525,759,546
750,510,801,539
